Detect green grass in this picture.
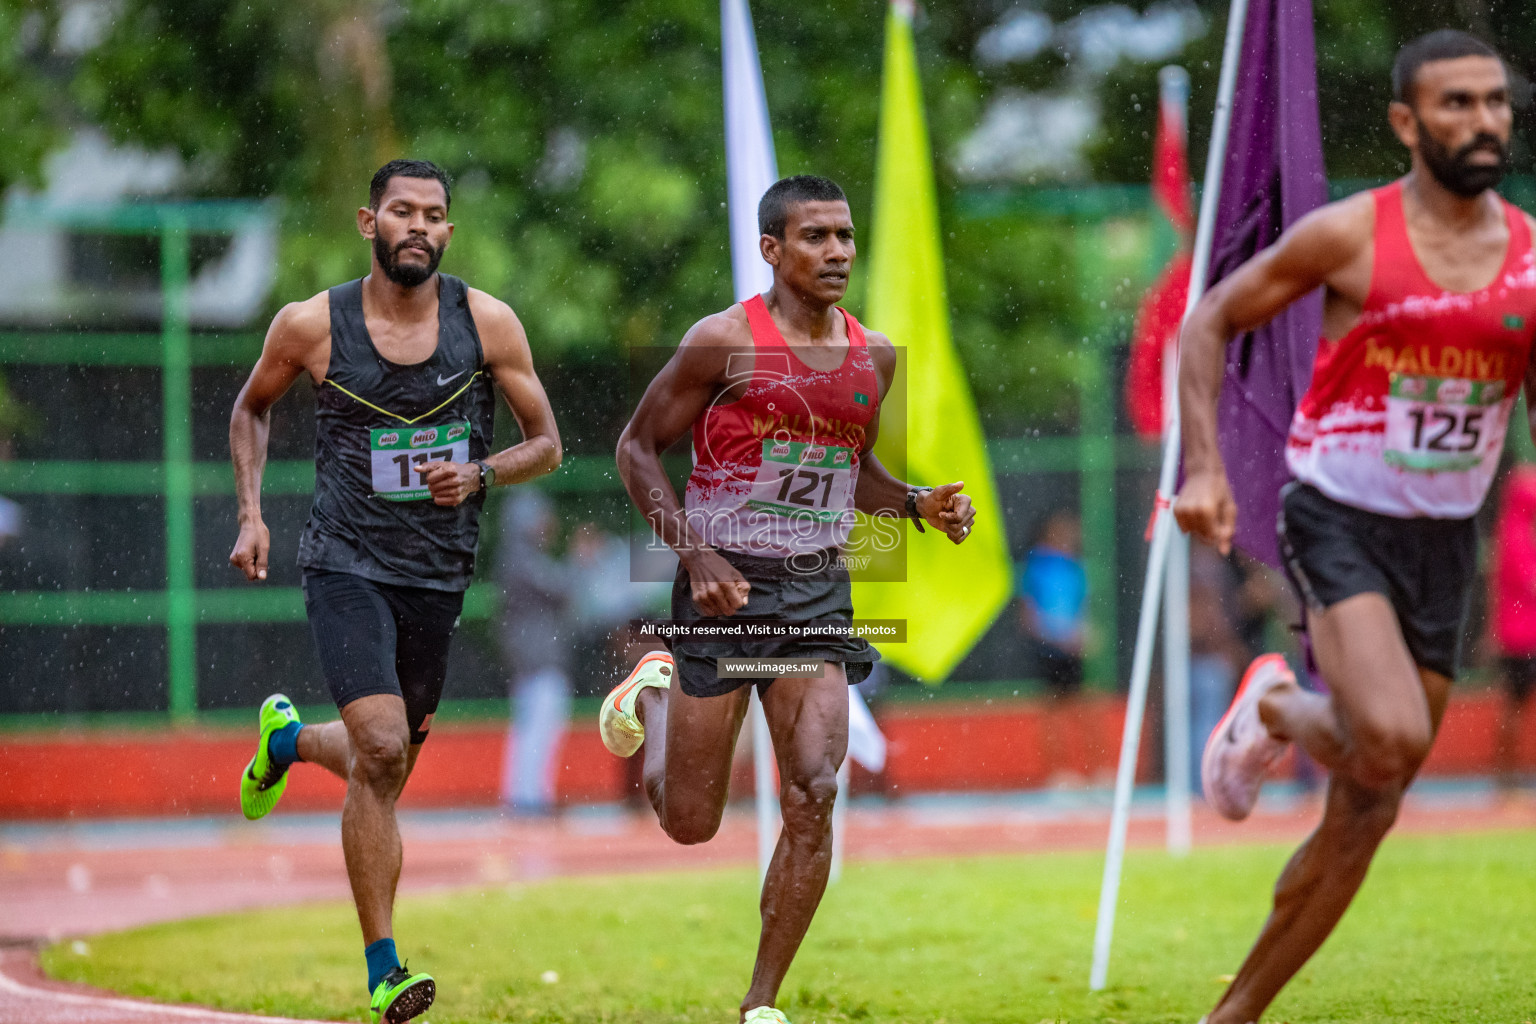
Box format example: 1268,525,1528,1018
42,830,1536,1023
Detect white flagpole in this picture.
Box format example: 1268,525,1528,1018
830,759,850,882
1159,65,1194,859
1089,0,1252,991
749,687,777,882
723,0,778,304
721,0,781,885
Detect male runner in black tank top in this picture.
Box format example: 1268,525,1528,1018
228,160,560,1024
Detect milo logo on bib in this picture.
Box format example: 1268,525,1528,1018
410,428,440,448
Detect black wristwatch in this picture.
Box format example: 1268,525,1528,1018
471,459,496,491
905,487,931,532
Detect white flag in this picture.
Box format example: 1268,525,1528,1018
722,0,778,301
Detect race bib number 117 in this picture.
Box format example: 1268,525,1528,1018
370,421,471,501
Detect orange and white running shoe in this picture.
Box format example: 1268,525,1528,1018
1201,653,1294,821
598,651,674,757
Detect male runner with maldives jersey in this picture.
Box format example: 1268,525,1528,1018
228,159,561,1024
1175,32,1535,1024
605,175,975,1024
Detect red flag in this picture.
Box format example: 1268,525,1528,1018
1151,84,1193,233
1126,250,1192,439
1125,70,1194,441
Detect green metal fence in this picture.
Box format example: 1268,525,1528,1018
0,194,1161,723
22,179,1530,723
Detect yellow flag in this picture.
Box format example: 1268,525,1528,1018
853,0,1012,682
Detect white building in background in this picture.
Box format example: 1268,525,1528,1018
0,129,278,329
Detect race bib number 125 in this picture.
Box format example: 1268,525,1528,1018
1383,374,1504,473
370,421,471,501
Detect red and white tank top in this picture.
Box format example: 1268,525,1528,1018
1286,181,1536,518
685,294,881,557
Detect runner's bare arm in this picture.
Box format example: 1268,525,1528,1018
1175,197,1371,555
616,311,752,616
414,290,562,507
852,331,975,543
228,293,331,581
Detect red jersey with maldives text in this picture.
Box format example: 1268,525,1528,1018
1286,181,1536,518
685,294,880,557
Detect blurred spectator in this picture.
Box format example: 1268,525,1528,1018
605,532,676,807
1017,511,1089,784
1490,464,1536,791
0,494,20,549
495,490,576,816
1187,548,1308,795
1018,511,1087,688
1188,546,1250,792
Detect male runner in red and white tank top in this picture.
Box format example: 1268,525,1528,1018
1176,31,1536,1024
606,175,975,1024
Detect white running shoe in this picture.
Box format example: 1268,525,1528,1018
743,1008,791,1024
1202,653,1293,821
598,651,674,757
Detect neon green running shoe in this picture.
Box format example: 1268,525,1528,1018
598,651,673,756
369,964,435,1024
239,693,301,821
743,1007,791,1024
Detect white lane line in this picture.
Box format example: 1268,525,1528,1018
0,956,335,1023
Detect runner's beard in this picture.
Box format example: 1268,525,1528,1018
375,234,445,287
1417,119,1509,198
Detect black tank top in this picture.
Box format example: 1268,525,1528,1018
297,274,495,592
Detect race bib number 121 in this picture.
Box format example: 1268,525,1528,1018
745,439,856,521
370,422,471,501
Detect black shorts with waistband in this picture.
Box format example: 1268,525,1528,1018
668,548,880,698
1277,482,1476,679
302,568,463,743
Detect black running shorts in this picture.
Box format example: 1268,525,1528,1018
668,548,880,698
1277,482,1476,679
302,569,464,743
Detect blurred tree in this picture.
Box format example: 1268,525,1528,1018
49,0,1074,437
1087,0,1533,183
0,2,65,191
1,0,1530,440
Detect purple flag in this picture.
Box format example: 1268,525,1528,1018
1207,0,1328,568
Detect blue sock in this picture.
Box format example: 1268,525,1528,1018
267,722,303,766
364,937,400,992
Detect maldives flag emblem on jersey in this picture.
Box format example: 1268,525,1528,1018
853,390,871,406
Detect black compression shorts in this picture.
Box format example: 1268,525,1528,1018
302,569,464,743
668,548,879,698
1277,482,1475,679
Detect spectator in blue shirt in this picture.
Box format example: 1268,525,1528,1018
1018,511,1088,694
1018,511,1092,786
